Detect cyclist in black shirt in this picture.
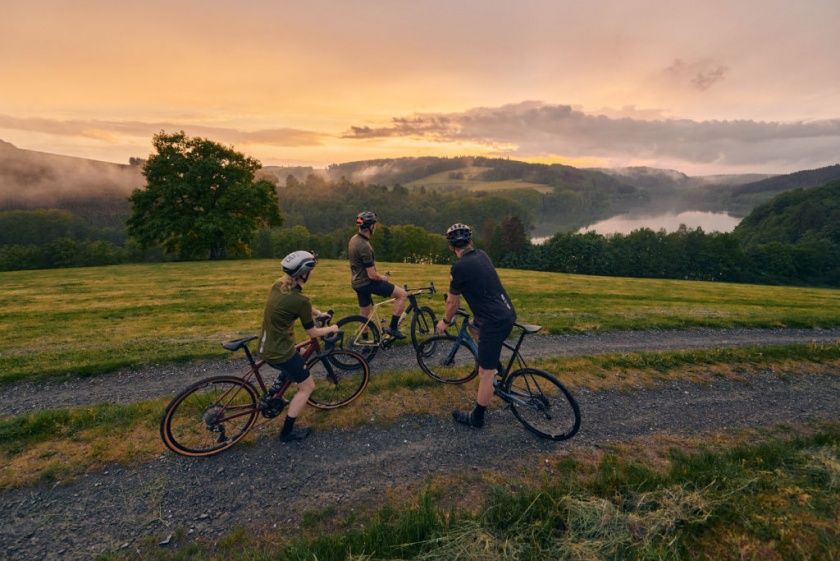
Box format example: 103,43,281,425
436,223,516,429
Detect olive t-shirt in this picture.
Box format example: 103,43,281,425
259,283,314,363
348,233,375,289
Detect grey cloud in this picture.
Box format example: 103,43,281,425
666,58,729,91
0,115,328,147
345,101,840,169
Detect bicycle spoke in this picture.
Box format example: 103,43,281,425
416,335,477,384
307,350,370,409
162,377,258,456
505,368,580,441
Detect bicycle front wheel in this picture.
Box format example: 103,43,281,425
416,335,478,384
410,305,436,352
336,314,379,365
160,376,259,457
307,350,370,409
503,368,580,441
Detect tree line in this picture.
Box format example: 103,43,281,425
2,132,837,287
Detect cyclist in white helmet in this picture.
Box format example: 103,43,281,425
259,250,338,441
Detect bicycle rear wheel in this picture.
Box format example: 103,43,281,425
410,306,436,352
335,315,379,365
503,368,580,440
160,376,259,457
416,335,478,384
307,350,370,409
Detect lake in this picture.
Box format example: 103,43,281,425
532,211,741,244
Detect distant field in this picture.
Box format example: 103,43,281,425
405,165,554,193
2,259,840,383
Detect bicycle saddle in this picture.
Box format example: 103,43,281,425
222,335,258,351
514,322,542,334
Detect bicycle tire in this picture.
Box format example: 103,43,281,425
335,314,380,365
307,350,370,409
416,335,478,384
410,305,437,352
503,368,580,441
160,375,259,457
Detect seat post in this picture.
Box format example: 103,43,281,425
242,344,257,368
503,327,527,373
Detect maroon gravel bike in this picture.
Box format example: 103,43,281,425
160,312,369,457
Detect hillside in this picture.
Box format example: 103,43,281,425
734,179,840,246
0,140,141,227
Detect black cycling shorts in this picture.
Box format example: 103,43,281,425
267,352,309,384
475,319,515,371
354,280,395,307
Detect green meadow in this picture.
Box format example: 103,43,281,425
2,259,840,383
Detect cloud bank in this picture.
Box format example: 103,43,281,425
0,115,327,147
346,101,840,170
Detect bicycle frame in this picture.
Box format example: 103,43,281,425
351,284,435,345
216,336,325,427
446,312,527,375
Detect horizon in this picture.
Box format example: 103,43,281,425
2,0,839,175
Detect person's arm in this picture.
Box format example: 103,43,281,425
436,293,461,334
365,265,389,282
306,323,339,338
300,301,338,338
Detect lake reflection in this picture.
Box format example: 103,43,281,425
532,211,741,244
579,211,740,235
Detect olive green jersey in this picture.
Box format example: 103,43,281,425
259,283,314,363
348,233,375,289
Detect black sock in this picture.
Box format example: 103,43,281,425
472,403,486,426
390,315,400,330
281,415,297,436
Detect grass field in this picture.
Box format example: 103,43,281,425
2,259,840,383
405,165,554,193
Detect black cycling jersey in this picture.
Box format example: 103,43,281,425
449,248,515,326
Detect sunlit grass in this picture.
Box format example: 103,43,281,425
2,259,840,383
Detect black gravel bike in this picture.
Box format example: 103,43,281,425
335,282,436,366
160,313,369,457
416,308,580,440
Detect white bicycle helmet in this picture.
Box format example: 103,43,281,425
446,223,472,248
282,250,317,278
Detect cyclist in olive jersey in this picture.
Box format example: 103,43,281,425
259,251,339,442
348,211,408,339
436,223,516,429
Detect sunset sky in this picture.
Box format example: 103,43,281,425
1,0,839,174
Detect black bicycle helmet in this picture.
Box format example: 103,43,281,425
355,210,378,229
446,223,472,248
282,250,317,278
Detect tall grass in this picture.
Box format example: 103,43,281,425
101,426,840,561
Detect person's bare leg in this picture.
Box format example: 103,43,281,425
454,366,495,428
281,377,314,441
386,286,408,338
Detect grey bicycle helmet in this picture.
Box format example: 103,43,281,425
446,223,472,248
282,250,317,278
355,210,378,229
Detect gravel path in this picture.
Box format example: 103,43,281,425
1,369,838,561
2,327,838,416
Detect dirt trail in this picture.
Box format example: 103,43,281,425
1,369,838,561
2,327,838,415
